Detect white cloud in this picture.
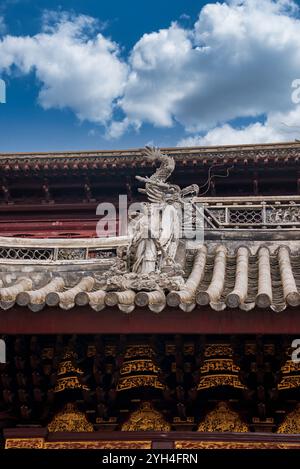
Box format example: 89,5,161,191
0,12,128,125
106,117,130,139
1,1,300,145
119,25,194,128
178,106,300,146
119,0,300,142
178,123,279,147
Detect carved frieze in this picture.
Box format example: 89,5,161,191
121,401,171,431
48,403,93,432
197,402,248,432
277,404,300,433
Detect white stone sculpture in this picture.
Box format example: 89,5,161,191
128,146,199,275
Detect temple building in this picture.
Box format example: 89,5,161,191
1,142,300,449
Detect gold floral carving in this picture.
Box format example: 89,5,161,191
197,402,248,432
5,439,151,449
175,441,300,449
204,344,233,357
121,401,171,431
277,404,300,433
124,345,155,359
45,441,151,449
5,438,45,449
120,359,160,375
200,359,241,373
48,403,94,432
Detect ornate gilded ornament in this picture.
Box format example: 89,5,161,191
121,401,171,431
120,359,160,375
48,403,94,432
5,439,152,449
45,441,151,449
124,345,154,359
117,375,164,391
278,359,300,390
54,349,89,393
5,438,45,449
197,344,246,391
204,344,233,357
198,375,246,390
117,344,164,391
197,402,248,433
175,441,300,449
277,404,300,433
54,376,89,392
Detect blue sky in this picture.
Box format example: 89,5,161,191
0,0,300,152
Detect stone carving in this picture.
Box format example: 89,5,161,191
127,146,198,276
204,199,300,229
57,248,86,260
266,204,300,224
107,272,184,292
94,147,197,294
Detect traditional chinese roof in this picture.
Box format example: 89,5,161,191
1,141,300,173
1,237,300,313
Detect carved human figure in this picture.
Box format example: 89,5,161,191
128,147,198,275
128,200,181,274
128,204,157,274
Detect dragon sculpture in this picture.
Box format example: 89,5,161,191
136,146,199,203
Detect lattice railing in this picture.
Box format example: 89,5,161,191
0,233,129,262
0,246,118,261
196,196,300,230
0,247,53,261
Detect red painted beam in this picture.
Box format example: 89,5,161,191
1,306,300,334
